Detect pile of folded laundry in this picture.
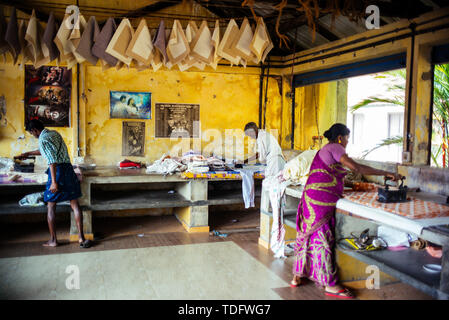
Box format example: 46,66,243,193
206,156,227,171
145,151,238,175
179,151,209,174
146,155,187,175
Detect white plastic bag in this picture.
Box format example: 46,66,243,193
377,225,414,247
19,192,45,207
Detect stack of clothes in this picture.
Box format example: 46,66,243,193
185,158,209,173
146,155,187,175
206,156,227,171
181,151,210,174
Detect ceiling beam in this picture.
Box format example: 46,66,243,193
0,0,50,21
126,1,182,19
419,0,440,9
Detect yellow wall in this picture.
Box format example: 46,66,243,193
0,59,339,165
293,80,345,151
83,65,264,165
0,59,76,168
0,58,290,165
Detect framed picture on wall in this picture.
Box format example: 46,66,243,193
110,91,152,119
122,121,145,157
155,103,200,138
24,65,71,127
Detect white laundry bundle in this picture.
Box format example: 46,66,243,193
19,192,45,207
146,155,187,175
206,156,226,171
181,150,205,163
282,149,318,185
186,160,210,173
377,225,418,247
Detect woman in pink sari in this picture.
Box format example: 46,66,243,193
291,123,401,298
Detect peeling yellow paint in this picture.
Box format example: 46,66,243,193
0,59,76,165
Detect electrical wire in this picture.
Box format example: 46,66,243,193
313,84,321,148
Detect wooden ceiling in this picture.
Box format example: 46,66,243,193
1,0,447,57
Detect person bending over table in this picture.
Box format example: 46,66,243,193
291,123,402,299
243,122,286,178
16,120,91,248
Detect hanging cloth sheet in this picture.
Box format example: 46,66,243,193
76,16,100,65
264,172,292,258
42,12,60,63
5,7,21,64
92,17,118,67
236,166,263,209
126,18,153,66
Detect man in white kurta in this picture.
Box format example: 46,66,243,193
244,122,286,177
244,122,287,258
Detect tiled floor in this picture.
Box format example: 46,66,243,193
0,242,286,300
0,211,435,300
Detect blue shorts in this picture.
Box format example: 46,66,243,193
44,163,82,203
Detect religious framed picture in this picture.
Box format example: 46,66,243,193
24,65,71,127
110,91,152,119
155,103,200,138
122,121,145,157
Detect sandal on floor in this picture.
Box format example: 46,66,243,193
290,278,301,288
290,281,300,288
79,240,92,248
325,288,355,299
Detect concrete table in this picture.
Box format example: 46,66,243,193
259,184,449,299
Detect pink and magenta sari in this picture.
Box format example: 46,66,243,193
293,152,347,287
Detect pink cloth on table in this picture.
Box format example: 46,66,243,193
318,143,347,167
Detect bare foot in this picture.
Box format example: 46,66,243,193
43,240,58,247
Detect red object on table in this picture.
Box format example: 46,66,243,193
119,160,141,168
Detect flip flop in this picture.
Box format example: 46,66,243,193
325,288,355,299
290,282,300,288
79,240,92,248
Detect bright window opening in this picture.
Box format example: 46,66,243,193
346,69,406,163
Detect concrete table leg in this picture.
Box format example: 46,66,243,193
70,210,93,241
259,212,271,249
259,184,271,248
175,180,209,233
175,206,209,233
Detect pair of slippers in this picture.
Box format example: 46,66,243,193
79,240,92,248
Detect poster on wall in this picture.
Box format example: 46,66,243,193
155,103,200,138
122,121,145,157
110,91,152,119
24,65,71,127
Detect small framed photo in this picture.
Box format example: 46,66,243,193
122,121,145,157
110,91,151,119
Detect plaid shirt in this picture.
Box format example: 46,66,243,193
38,129,71,165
